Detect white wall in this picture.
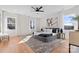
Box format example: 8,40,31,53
46,11,64,29
17,15,31,35
0,8,65,36
1,11,47,36
3,11,34,36
3,11,18,36
38,18,47,30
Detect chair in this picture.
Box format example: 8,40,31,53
69,32,79,53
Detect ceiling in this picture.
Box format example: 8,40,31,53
0,5,76,17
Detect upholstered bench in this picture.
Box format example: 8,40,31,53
34,34,57,42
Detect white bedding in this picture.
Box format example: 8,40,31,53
34,32,52,35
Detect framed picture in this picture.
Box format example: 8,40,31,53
47,17,58,27
47,18,53,26
7,17,16,30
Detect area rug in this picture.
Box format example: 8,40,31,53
26,36,62,53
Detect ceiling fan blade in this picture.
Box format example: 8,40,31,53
31,6,44,12
39,6,43,9
32,7,36,10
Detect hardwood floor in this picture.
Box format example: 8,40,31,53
0,36,33,53
52,39,69,53
0,36,69,53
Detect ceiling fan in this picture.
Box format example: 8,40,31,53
32,6,44,12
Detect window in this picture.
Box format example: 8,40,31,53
7,17,16,30
64,16,74,30
30,19,35,29
29,18,36,33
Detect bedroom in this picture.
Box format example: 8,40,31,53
0,5,78,53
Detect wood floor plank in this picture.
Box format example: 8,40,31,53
0,36,69,53
0,36,33,53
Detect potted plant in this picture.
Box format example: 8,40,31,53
73,15,79,30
